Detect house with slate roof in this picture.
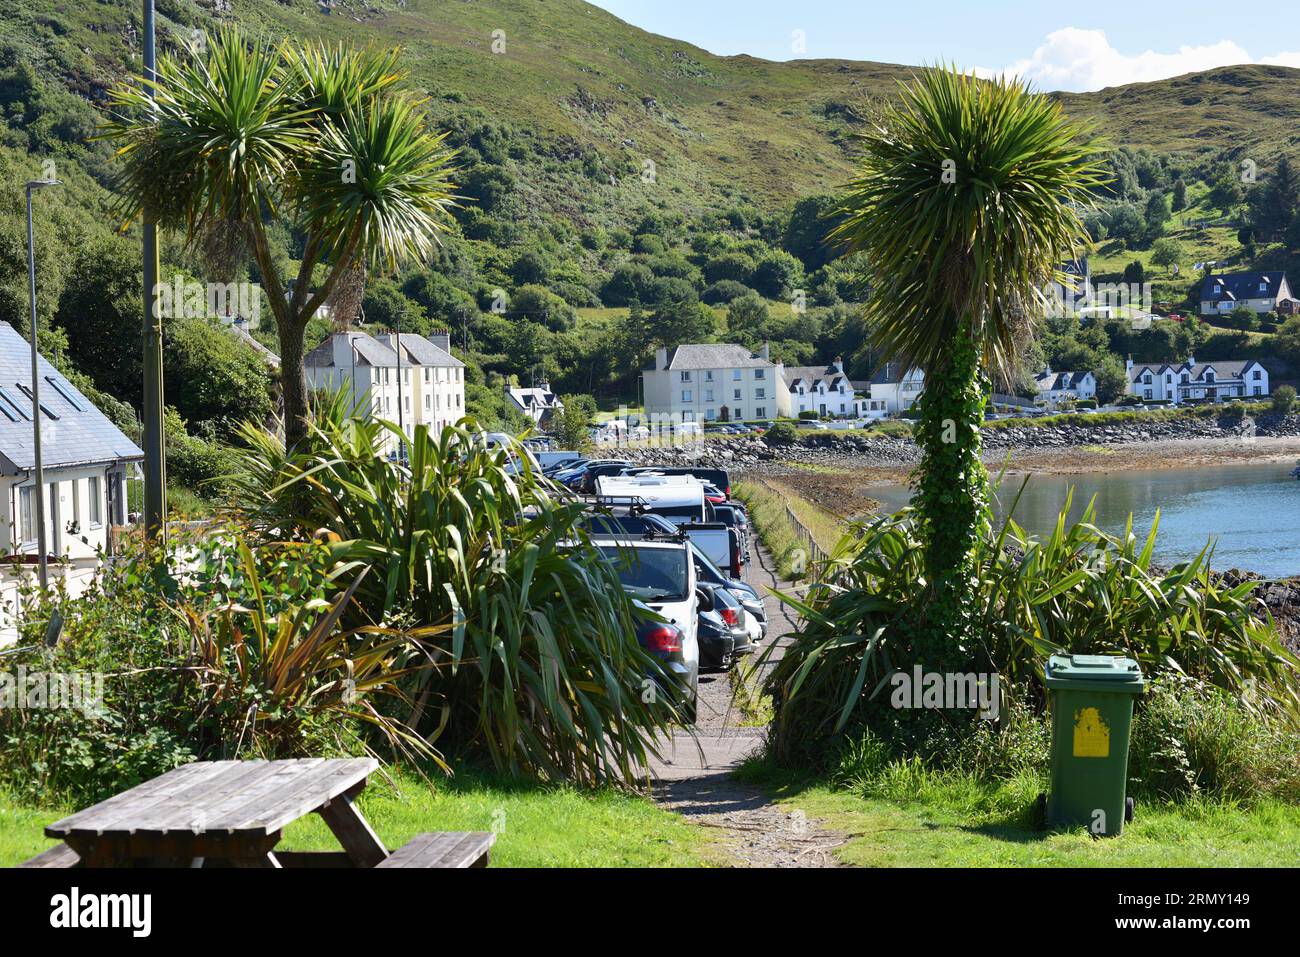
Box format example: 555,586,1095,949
1126,355,1270,404
783,358,856,418
642,342,788,422
1199,272,1297,316
1034,367,1096,407
507,382,564,426
304,330,465,452
0,322,142,563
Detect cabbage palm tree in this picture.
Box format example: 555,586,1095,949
102,30,458,448
830,68,1108,663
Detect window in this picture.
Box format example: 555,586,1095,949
733,408,743,420
1254,386,1262,396
754,369,765,380
1143,389,1152,400
1181,373,1190,384
88,476,102,527
1253,370,1262,380
798,386,805,395
1143,374,1152,385
681,390,693,403
18,486,34,543
733,389,741,400
755,388,765,399
732,370,742,380
706,408,715,420
424,395,431,410
72,479,81,530
704,389,714,402
756,407,766,418
680,371,692,382
705,371,713,381
1260,282,1268,292
1205,371,1215,383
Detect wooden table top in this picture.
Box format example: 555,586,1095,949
46,758,378,840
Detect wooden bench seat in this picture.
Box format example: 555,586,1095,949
21,842,81,868
375,832,495,868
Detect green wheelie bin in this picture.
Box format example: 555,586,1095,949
1042,653,1145,836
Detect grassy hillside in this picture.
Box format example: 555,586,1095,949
5,0,1300,222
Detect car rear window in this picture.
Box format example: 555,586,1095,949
599,546,688,601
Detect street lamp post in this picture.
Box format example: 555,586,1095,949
25,178,59,591
141,0,167,541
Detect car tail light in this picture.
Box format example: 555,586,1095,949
644,625,682,653
719,607,740,628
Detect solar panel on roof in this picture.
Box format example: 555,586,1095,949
0,386,30,421
16,383,59,420
45,376,85,412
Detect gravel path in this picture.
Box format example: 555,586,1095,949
649,541,849,867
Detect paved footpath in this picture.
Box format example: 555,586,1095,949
648,541,849,867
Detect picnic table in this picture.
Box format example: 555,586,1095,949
23,757,494,869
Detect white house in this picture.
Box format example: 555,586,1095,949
1199,272,1297,317
507,382,564,426
304,330,465,452
1,323,142,641
783,358,855,418
863,362,925,415
1127,355,1270,404
1034,368,1096,407
642,343,788,423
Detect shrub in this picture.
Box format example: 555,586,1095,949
765,420,798,445
0,527,431,806
226,398,683,785
760,491,1300,765
1272,385,1296,414
701,279,753,304
1129,679,1300,805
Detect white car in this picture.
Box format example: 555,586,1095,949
595,538,700,721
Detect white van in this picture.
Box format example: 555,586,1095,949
595,474,708,525
483,432,542,475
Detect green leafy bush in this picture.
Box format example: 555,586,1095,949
226,397,683,785
761,489,1300,765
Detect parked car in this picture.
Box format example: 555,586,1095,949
596,539,699,722
690,543,766,640
697,583,754,669
711,503,750,555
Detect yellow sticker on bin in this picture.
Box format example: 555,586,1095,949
1072,707,1110,758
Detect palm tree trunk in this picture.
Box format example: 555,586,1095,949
279,317,310,450
913,325,990,667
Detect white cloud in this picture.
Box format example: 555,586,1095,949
994,27,1299,92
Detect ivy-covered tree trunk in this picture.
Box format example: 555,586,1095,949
911,326,990,669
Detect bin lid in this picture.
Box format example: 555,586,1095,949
1044,653,1145,691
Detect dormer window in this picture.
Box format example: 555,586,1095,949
1205,371,1215,383
1143,373,1152,385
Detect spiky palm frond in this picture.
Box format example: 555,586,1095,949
830,67,1111,379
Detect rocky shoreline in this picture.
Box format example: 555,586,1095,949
613,410,1300,477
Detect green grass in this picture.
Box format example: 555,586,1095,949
0,769,715,868
736,762,1300,867
733,479,811,579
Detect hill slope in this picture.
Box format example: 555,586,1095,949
4,0,1299,221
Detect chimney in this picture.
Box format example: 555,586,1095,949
1187,353,1195,367
333,331,359,370
538,380,551,394
429,329,452,353
655,346,668,370
1125,355,1133,374
833,355,844,373
759,341,770,361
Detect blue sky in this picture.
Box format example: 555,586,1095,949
588,1,1300,92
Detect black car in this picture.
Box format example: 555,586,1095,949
696,583,753,671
